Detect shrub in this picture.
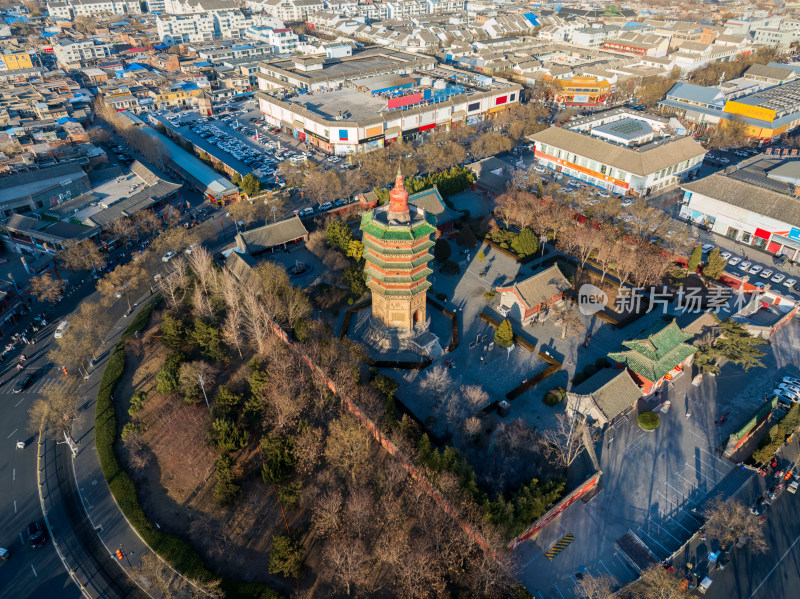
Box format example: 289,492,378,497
638,411,660,431
343,264,367,297
478,251,486,261
583,364,598,378
500,242,509,249
543,387,566,407
347,297,354,306
371,374,399,400
457,225,477,249
121,421,141,441
434,237,452,263
293,317,309,343
511,228,539,257
483,290,497,301
442,259,460,275
128,390,147,415
572,372,587,385
595,357,610,370
269,534,304,579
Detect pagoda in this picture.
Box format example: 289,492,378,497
360,169,436,330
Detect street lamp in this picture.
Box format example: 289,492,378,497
198,374,210,409
539,234,548,268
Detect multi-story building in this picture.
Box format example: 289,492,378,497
52,39,112,67
164,0,238,14
245,26,298,53
680,155,800,260
601,32,670,58
0,52,34,71
46,0,140,20
530,108,706,196
253,0,325,22
256,46,436,92
753,27,800,50
570,26,619,48
551,76,610,107
258,67,521,155
156,11,252,45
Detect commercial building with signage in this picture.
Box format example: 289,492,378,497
258,72,521,154
551,76,610,107
680,155,800,259
530,108,706,196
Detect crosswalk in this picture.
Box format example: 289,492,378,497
1,371,76,397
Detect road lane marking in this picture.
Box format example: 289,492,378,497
12,468,15,481
748,531,800,599
13,500,16,513
14,395,27,407
30,564,37,577
6,428,17,439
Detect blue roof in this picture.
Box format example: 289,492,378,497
127,62,147,70
141,125,237,198
42,31,57,37
523,13,539,26
665,82,725,108
154,44,168,50
195,61,213,67
232,45,253,50
57,116,77,124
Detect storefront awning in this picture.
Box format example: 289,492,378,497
292,120,304,130
384,126,400,139
451,111,465,121
772,234,800,251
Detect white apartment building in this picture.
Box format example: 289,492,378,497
52,39,112,66
570,26,618,48
146,0,166,13
47,0,140,20
164,0,238,14
157,14,215,45
157,11,252,45
753,27,800,50
245,26,299,53
254,0,325,22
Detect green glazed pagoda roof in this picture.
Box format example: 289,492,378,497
608,320,697,382
360,210,437,241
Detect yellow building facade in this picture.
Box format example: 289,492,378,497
0,52,33,71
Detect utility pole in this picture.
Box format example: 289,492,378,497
198,373,210,409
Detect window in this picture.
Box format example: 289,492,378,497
600,165,607,175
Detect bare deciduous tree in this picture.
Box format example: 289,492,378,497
324,415,374,482
158,257,190,309
29,273,65,304
420,365,453,406
542,413,586,468
97,262,148,311
624,564,683,599
28,382,80,439
573,573,615,599
703,497,768,553
311,489,343,538
322,534,373,596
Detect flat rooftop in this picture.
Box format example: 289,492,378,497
288,89,386,122
265,47,432,82
592,117,653,142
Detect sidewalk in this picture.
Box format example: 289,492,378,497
73,295,162,594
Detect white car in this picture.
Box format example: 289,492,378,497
54,320,70,339
739,260,752,271
721,251,732,260
298,207,314,217
771,273,786,284
162,250,177,262
596,191,611,198
760,268,773,279
702,243,715,253
728,256,741,266
785,278,797,288
318,201,333,211
568,180,580,188
534,166,546,173
749,264,763,275
621,198,633,207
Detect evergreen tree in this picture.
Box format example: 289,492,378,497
695,316,768,373
687,245,703,272
326,221,352,254
434,237,452,263
269,534,304,579
703,247,727,280
537,181,544,199
456,225,477,249
511,228,539,257
241,173,261,197
495,319,514,348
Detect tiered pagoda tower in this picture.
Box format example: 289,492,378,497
360,169,436,330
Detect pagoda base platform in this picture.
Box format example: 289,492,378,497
348,308,448,363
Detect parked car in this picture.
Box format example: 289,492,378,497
27,522,47,549
772,273,786,284
298,207,314,217
702,243,715,253
739,261,752,271
728,256,741,266
596,191,611,198
162,250,177,262
749,264,763,275
760,269,774,279
721,251,732,261
14,373,34,394
318,201,333,211
785,278,798,289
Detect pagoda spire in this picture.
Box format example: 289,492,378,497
388,167,410,222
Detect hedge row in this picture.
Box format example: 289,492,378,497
483,237,543,265
95,301,282,599
506,351,562,401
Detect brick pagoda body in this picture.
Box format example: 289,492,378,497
360,170,436,331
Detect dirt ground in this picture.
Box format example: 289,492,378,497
115,317,301,588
